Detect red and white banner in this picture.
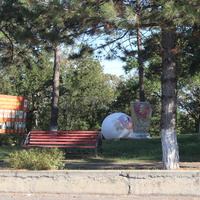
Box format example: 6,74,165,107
0,95,28,134
130,101,152,134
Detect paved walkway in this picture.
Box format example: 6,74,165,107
0,193,200,200
65,162,200,170
1,161,200,170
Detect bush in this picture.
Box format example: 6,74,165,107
0,133,20,146
7,148,65,170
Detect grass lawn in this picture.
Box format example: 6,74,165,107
102,134,200,162
0,146,21,162
0,134,200,164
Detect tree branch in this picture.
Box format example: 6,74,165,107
0,27,14,62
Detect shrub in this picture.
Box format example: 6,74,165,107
7,148,65,170
0,133,20,146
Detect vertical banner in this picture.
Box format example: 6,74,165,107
130,101,152,134
0,95,28,134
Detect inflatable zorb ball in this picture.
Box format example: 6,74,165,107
101,113,133,140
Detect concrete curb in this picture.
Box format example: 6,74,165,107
0,170,200,196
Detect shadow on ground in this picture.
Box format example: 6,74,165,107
1,161,200,170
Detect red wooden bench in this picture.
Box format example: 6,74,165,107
23,131,102,156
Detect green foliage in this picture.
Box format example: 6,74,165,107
122,57,139,73
177,112,196,134
144,79,161,136
162,0,200,26
0,134,20,146
100,2,117,21
178,73,200,133
0,0,200,136
111,77,138,115
0,49,53,131
59,53,116,131
7,148,65,170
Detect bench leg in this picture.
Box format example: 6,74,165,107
95,148,97,157
95,147,103,157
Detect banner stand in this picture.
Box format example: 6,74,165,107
0,95,28,135
130,101,152,139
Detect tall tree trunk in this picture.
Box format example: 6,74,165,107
161,28,179,170
136,0,145,102
137,26,145,102
50,43,61,131
197,116,200,134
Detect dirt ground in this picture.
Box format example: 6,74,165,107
1,161,200,170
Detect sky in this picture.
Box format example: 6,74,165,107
100,59,126,76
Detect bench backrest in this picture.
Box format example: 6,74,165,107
24,131,101,148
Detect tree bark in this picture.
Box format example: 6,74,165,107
161,28,179,169
137,27,145,102
137,0,145,102
198,116,200,134
50,43,61,131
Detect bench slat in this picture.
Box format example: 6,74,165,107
29,142,96,145
29,135,98,137
31,133,98,137
30,138,96,141
29,135,98,139
30,131,100,134
23,145,96,148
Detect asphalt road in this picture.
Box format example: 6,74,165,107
0,194,200,200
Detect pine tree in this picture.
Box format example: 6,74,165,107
8,0,88,131
93,0,200,169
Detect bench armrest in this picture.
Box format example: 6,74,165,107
24,131,31,145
